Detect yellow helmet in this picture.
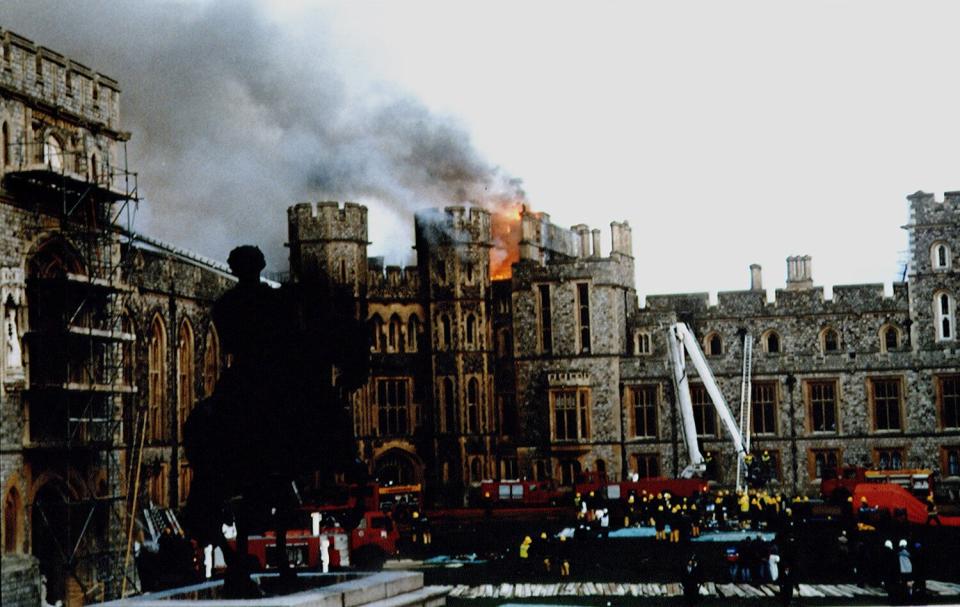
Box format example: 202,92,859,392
664,492,672,500
628,495,635,504
589,491,595,497
523,536,532,544
658,505,664,512
540,532,547,540
412,511,420,519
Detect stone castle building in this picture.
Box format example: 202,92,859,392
1,24,958,607
1,29,233,607
287,194,959,506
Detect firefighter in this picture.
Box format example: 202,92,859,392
690,504,701,538
654,505,667,541
519,535,532,575
670,506,682,543
540,532,552,573
416,512,432,546
410,511,420,544
558,535,571,577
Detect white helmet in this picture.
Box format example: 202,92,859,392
884,540,893,549
899,539,908,548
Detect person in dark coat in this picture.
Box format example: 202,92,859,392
681,554,702,607
778,560,796,606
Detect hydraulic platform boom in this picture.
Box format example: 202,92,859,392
667,323,747,479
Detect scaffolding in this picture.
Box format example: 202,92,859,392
4,138,143,602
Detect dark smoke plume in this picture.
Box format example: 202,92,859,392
2,1,525,268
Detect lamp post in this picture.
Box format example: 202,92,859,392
786,374,798,495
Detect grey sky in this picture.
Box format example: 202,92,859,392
4,1,957,299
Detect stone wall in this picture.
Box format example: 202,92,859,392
1,555,41,607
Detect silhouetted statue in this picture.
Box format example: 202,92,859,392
182,245,368,597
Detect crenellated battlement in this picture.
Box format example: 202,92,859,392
908,190,960,226
288,201,368,243
414,205,491,247
640,281,909,316
367,258,419,299
1,28,121,131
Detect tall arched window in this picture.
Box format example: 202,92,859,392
821,327,840,353
441,314,452,349
89,152,98,184
705,332,722,356
469,458,482,483
121,313,135,386
466,377,479,433
369,315,383,352
388,314,402,352
2,121,9,167
407,315,419,352
442,378,455,433
935,291,955,342
177,320,195,441
931,242,952,271
43,135,63,171
203,325,220,397
4,486,22,553
147,315,167,442
466,314,476,346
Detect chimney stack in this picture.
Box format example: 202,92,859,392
786,255,813,290
573,224,590,258
591,229,601,257
750,264,763,291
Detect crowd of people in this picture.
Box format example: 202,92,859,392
508,485,937,606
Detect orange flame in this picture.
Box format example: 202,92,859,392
489,200,524,280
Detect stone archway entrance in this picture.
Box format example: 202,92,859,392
373,450,422,486
31,482,71,604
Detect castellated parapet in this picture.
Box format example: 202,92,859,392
367,258,419,300
414,205,491,246
288,201,368,243
1,28,121,132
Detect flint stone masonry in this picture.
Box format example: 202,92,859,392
0,555,41,607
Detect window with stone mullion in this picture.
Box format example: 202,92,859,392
751,382,777,434
809,381,837,432
691,384,717,437
942,375,960,428
554,390,579,440
632,385,658,438
872,379,901,431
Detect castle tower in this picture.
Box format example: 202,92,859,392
288,201,369,306
415,206,495,505
905,191,960,350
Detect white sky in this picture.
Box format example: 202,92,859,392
263,1,958,299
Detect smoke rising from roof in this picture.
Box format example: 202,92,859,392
3,0,525,269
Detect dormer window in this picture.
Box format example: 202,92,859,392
932,242,952,271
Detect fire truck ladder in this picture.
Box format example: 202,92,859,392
735,334,753,494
